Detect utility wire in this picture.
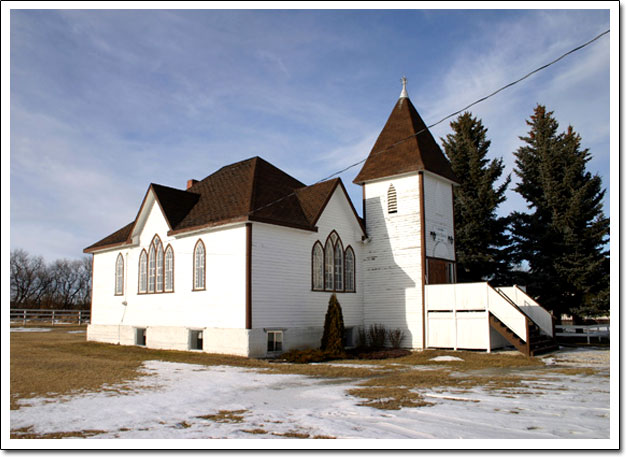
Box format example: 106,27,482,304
246,29,610,216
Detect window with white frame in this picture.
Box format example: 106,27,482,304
312,242,324,291
324,238,334,290
139,250,148,293
267,330,283,353
164,245,174,292
155,237,164,293
115,253,124,295
148,243,156,293
193,239,206,290
141,236,173,294
313,231,355,293
333,241,344,291
344,247,355,292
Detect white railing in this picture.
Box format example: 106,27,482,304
555,324,609,343
487,286,527,342
498,286,554,337
10,309,90,325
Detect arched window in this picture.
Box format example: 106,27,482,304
193,240,206,291
148,243,156,293
155,237,164,293
388,184,398,214
334,240,344,291
344,247,355,292
164,245,174,292
138,250,148,293
314,231,355,293
115,253,124,295
312,242,324,291
324,238,334,291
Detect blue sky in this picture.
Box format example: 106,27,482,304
8,8,612,261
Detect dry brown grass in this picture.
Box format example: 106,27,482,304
10,325,269,410
10,426,106,439
241,428,268,435
347,386,433,410
196,410,248,424
11,326,594,417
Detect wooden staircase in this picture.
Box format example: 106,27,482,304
489,312,559,356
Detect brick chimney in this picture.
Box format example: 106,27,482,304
186,179,198,190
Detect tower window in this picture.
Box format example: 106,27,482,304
387,184,398,214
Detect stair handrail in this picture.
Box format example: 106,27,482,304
498,285,554,337
487,283,530,343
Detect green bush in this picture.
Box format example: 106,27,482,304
320,294,345,357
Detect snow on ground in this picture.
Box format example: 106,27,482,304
10,327,52,333
430,356,464,362
11,349,609,439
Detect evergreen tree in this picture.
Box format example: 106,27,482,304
511,105,609,321
441,112,511,283
320,294,345,356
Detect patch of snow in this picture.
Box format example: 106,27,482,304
67,330,86,334
10,327,52,333
10,352,610,440
430,356,464,362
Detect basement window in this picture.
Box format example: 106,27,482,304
189,330,203,351
267,331,283,353
135,328,146,346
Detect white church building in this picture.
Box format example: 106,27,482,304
85,82,557,358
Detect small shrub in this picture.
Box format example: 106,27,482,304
321,294,345,357
388,328,405,349
356,327,369,349
367,324,387,349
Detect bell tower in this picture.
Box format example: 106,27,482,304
354,78,458,348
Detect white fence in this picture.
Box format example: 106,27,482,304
425,282,530,351
555,324,610,343
10,309,90,325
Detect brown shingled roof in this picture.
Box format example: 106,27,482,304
84,157,364,253
353,96,457,184
84,221,134,252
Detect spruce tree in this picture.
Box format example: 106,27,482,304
511,105,609,321
320,294,345,356
441,112,511,283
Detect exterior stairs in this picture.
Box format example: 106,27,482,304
489,312,559,356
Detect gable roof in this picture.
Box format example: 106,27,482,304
84,157,364,253
353,96,457,184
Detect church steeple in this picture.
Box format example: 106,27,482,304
353,79,457,184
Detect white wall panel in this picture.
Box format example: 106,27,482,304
251,188,364,330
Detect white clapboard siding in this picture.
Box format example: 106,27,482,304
91,194,247,331
363,173,424,347
251,187,364,329
423,172,455,261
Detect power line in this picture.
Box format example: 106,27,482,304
245,29,610,216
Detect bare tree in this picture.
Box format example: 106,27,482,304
11,250,92,310
48,259,86,309
10,249,52,308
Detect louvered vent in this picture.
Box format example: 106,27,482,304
387,184,398,214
